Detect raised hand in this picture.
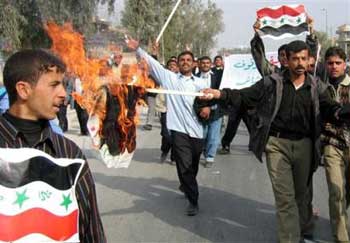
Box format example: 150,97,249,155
151,40,160,56
125,35,139,51
253,19,261,33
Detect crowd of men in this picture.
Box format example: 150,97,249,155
1,16,350,243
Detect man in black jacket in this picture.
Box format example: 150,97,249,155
200,40,350,243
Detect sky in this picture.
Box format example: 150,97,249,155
99,0,350,52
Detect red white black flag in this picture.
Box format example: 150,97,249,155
0,148,84,242
257,4,309,39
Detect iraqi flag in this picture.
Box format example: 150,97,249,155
0,148,85,243
257,4,309,39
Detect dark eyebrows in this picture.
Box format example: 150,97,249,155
49,80,62,85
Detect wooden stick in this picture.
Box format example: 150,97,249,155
146,88,212,98
156,0,182,43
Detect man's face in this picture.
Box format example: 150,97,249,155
167,61,179,73
287,50,309,77
307,56,316,74
26,67,66,120
278,50,288,67
178,54,193,75
214,57,223,68
199,59,212,73
326,55,346,79
113,54,123,66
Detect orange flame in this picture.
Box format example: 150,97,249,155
45,22,155,153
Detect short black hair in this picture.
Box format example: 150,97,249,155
177,51,194,61
199,56,211,62
214,55,223,61
166,59,177,67
3,49,66,105
278,44,288,55
325,46,346,61
285,40,310,59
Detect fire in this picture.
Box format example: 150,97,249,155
45,22,155,156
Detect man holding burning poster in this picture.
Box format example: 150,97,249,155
126,37,210,216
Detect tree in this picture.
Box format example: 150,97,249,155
121,0,224,62
0,1,26,51
0,0,118,52
314,30,333,61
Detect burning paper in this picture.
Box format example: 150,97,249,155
45,22,155,168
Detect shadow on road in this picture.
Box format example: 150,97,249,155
93,173,333,242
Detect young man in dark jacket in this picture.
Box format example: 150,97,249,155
321,46,350,243
0,49,106,242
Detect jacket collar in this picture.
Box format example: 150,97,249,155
270,70,315,87
340,74,350,86
0,114,56,151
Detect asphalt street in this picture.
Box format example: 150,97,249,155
65,108,335,243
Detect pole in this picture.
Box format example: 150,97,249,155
156,0,182,43
146,88,212,98
314,43,322,77
321,8,328,36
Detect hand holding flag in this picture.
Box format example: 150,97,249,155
253,19,261,33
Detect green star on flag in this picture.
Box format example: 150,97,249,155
297,17,301,23
280,18,284,23
60,193,72,211
262,19,267,25
13,189,29,208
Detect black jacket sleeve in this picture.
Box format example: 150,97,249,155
219,79,266,110
306,33,319,58
250,33,274,77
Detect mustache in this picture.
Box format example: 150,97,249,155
296,66,305,70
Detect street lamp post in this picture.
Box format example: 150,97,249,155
321,8,328,36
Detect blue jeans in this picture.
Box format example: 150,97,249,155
203,118,222,160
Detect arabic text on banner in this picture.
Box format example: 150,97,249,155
220,52,278,90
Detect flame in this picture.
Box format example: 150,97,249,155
45,22,155,154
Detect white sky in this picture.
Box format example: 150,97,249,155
99,0,350,52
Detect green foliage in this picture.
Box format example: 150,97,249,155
0,1,26,51
121,0,224,62
0,0,117,52
314,30,333,60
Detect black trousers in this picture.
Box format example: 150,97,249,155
222,109,251,147
74,101,89,135
160,113,173,159
57,104,68,132
171,130,204,205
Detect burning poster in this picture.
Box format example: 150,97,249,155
45,22,155,168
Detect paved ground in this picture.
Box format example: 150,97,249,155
65,108,335,243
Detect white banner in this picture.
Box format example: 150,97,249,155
220,52,279,90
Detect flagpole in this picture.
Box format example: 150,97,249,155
156,0,182,43
314,43,321,77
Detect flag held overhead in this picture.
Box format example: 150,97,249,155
257,4,309,39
